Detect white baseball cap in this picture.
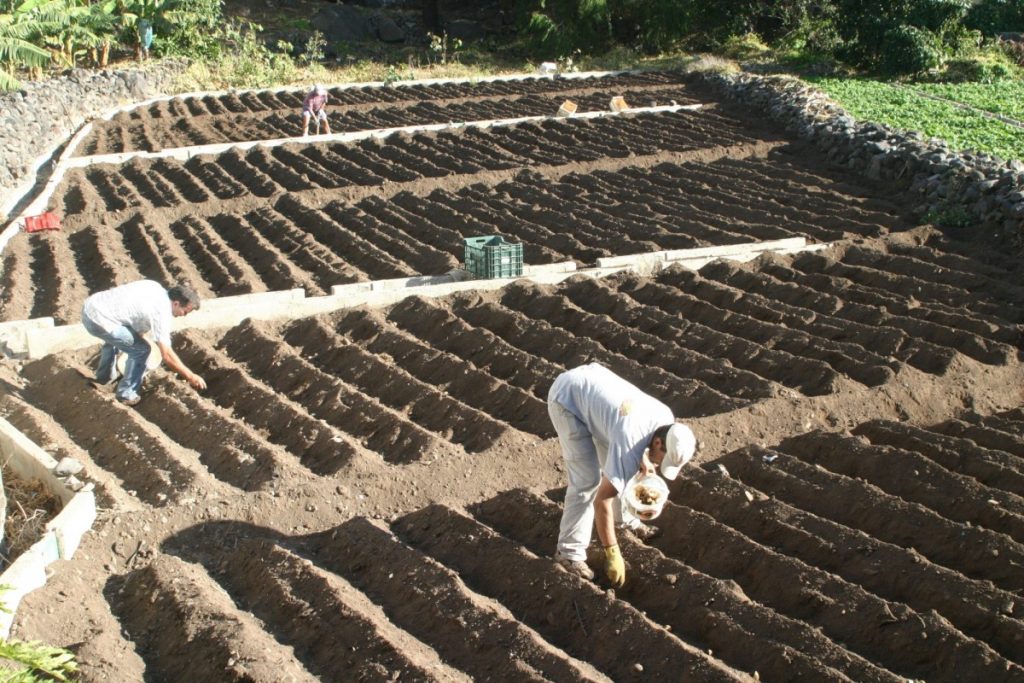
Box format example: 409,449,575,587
660,423,696,480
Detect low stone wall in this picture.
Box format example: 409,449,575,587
0,60,187,208
696,71,1024,245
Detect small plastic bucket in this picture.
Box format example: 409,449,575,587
623,473,670,521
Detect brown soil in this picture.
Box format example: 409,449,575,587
1,70,1023,682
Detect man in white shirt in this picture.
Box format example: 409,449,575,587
81,280,207,406
548,363,696,586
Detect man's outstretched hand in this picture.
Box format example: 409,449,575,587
604,544,625,587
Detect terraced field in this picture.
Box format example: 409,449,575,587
2,70,1024,681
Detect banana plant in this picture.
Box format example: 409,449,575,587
0,7,52,88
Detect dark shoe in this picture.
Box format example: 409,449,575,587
622,523,660,541
555,553,595,580
117,395,142,407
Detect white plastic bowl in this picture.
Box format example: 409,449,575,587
624,473,670,521
115,339,162,375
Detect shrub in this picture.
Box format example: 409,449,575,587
964,0,1024,35
879,24,943,74
516,0,612,58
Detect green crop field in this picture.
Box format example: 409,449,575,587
806,78,1024,162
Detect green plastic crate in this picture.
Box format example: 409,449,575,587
463,235,523,279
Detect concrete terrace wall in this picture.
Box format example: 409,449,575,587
697,71,1024,246
0,60,187,209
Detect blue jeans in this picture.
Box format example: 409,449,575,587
81,315,150,402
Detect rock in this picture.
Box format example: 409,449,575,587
444,19,487,43
312,5,375,44
54,457,85,477
373,14,405,43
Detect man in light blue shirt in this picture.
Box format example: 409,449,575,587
548,363,696,586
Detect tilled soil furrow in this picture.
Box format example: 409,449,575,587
283,316,508,452
212,150,279,197
302,145,392,183
386,295,562,400
314,199,455,275
83,166,139,212
690,159,902,230
888,238,1024,284
703,259,1007,367
168,215,265,295
474,489,896,683
668,262,906,356
711,156,901,211
778,431,1024,542
843,245,1024,309
119,162,181,208
19,358,217,505
434,187,592,263
620,272,897,386
149,157,211,202
29,233,89,325
133,375,290,492
455,290,746,418
277,196,420,280
592,170,805,244
559,273,838,395
0,394,139,510
760,256,1016,347
494,179,665,255
326,143,415,183
269,146,347,187
853,419,1024,497
0,239,33,322
791,251,1015,323
497,178,666,254
936,417,1024,463
113,217,180,289
651,498,1022,681
394,504,753,682
366,193,469,255
719,447,1024,591
507,278,773,403
973,412,1024,440
175,331,360,475
675,465,1024,663
246,147,314,192
184,157,251,199
207,537,468,682
116,216,212,297
67,226,129,295
313,517,608,682
244,206,347,293
652,164,873,241
374,138,457,178
110,554,319,682
339,308,552,435
206,212,323,294
218,319,446,463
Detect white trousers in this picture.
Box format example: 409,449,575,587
549,400,639,561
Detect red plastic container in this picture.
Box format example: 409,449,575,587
23,212,61,233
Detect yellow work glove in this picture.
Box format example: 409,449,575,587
604,544,625,587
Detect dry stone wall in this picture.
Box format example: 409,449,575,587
698,71,1024,246
0,60,186,209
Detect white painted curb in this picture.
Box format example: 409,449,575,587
0,418,96,639
16,239,827,359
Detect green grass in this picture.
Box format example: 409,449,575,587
913,81,1024,122
807,77,1024,161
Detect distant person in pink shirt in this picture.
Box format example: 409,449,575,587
301,84,330,136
